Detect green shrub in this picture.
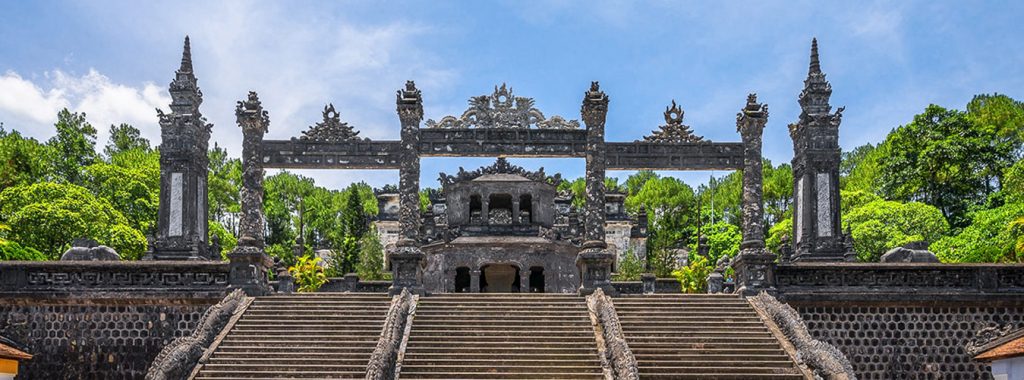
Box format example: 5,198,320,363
289,255,328,292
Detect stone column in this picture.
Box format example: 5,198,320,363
480,195,489,225
520,268,530,293
389,81,426,296
577,82,617,296
732,94,776,296
228,91,273,296
471,269,481,293
511,198,521,225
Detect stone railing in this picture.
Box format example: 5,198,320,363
0,261,231,297
586,288,639,380
748,292,855,380
366,288,417,380
144,289,248,380
775,263,1024,303
318,274,391,293
611,278,681,295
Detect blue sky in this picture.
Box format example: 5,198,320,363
1,1,1022,190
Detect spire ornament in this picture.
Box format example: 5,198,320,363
640,100,704,143
297,104,364,142
426,83,579,129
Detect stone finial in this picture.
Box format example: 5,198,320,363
396,80,424,122
235,91,269,132
809,37,821,75
180,36,193,73
639,100,704,143
737,93,769,134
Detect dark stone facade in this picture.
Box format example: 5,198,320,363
0,261,229,379
777,263,1024,379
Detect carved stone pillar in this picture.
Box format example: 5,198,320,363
520,268,529,293
577,82,616,296
511,199,520,225
733,93,775,296
148,36,213,261
788,39,856,262
389,81,426,296
480,197,489,225
471,269,481,293
228,91,273,296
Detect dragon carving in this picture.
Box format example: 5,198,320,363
426,83,579,129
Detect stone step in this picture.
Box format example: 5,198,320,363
212,346,375,354
637,374,805,380
409,329,595,337
400,372,604,379
194,370,365,379
397,364,604,373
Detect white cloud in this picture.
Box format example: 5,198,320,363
0,69,169,146
0,71,70,126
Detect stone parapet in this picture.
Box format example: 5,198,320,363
0,260,230,297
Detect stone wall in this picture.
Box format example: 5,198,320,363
777,263,1024,379
0,261,230,379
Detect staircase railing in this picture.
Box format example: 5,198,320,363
145,289,248,380
748,291,856,380
366,288,417,380
586,288,639,380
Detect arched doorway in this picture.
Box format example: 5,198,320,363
454,267,471,293
480,264,519,292
529,266,545,293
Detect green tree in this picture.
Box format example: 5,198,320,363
0,182,146,259
356,226,387,280
673,255,714,294
47,109,98,185
103,123,150,158
877,102,1019,228
83,149,160,234
626,176,698,263
932,203,1024,263
208,220,238,260
613,249,644,281
841,143,882,193
208,143,242,233
0,127,53,190
843,200,949,262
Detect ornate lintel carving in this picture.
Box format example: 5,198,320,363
295,103,366,142
438,157,562,187
426,83,580,129
640,100,704,143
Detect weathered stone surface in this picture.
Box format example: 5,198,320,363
879,241,941,263
365,289,416,380
296,103,364,142
60,238,120,261
149,36,213,261
749,292,855,379
788,38,855,262
145,290,246,380
426,83,579,129
586,288,638,380
639,100,703,143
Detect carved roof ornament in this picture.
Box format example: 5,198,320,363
397,80,424,122
426,83,580,129
438,157,562,187
790,38,844,138
296,103,365,142
639,100,704,143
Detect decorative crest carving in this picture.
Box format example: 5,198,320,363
397,80,423,123
426,83,579,129
297,104,364,142
438,157,562,187
639,100,704,143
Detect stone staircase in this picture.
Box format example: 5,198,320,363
614,294,805,379
400,293,606,379
192,293,392,380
